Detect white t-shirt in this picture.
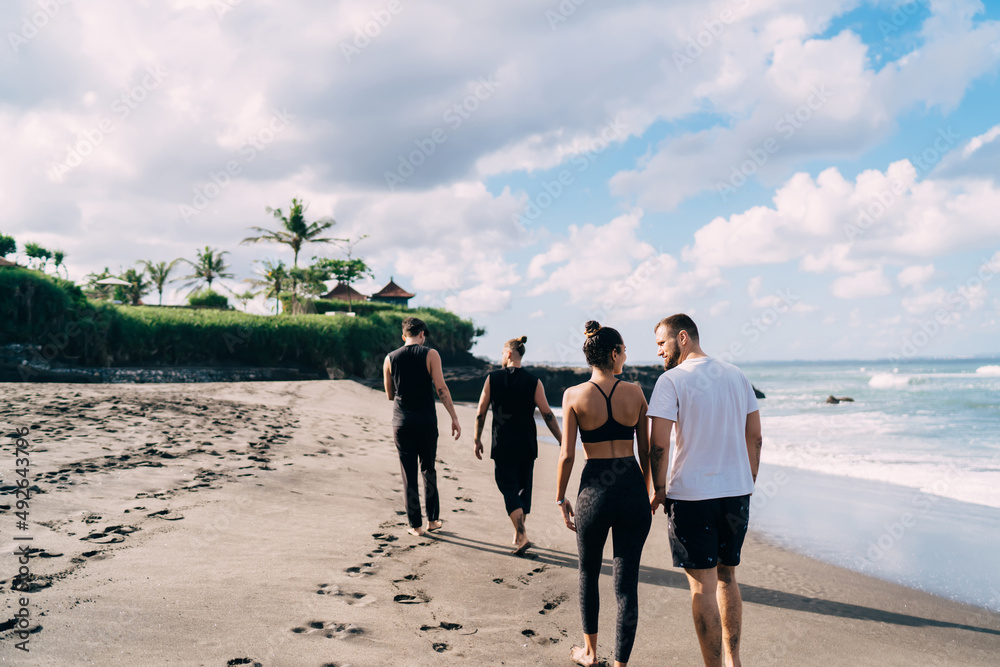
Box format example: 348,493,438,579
647,356,759,501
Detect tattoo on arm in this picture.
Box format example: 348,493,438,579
475,413,486,439
542,411,557,425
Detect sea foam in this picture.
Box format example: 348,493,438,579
974,365,1000,376
868,372,911,388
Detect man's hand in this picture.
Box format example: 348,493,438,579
558,500,576,532
474,439,484,460
650,488,667,515
451,417,462,440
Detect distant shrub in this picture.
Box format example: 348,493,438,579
0,268,483,374
187,289,230,309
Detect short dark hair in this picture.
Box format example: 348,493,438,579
402,317,428,337
655,313,699,342
505,335,527,357
583,320,624,370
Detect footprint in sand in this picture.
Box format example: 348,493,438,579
517,565,548,584
394,573,421,583
290,621,364,640
539,593,567,615
345,562,377,577
454,496,474,503
147,509,184,521
315,584,374,606
432,642,450,652
81,525,139,543
393,591,430,605
225,659,262,667
420,622,462,631
371,532,398,543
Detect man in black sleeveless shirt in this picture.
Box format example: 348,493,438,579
383,317,462,536
474,336,561,555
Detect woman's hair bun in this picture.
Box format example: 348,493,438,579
518,335,527,344
584,320,602,338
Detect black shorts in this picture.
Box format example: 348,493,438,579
493,459,534,515
665,495,750,569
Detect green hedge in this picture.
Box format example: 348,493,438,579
0,267,118,366
1,267,483,374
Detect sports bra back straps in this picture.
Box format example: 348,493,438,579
579,380,638,443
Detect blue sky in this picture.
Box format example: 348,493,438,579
3,0,1000,364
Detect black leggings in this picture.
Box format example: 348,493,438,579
576,456,651,663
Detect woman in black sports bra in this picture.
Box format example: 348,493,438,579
556,321,652,667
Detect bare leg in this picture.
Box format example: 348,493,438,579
570,633,598,666
509,508,531,554
716,565,742,667
685,568,723,667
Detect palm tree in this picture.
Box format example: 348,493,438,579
241,198,344,314
241,198,343,267
179,246,235,293
23,242,51,272
140,258,181,305
51,250,67,278
247,258,288,314
121,266,152,305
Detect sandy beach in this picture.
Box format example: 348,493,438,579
2,379,999,666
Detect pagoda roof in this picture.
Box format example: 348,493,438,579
372,277,414,299
322,281,368,301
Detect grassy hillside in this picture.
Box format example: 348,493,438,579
1,267,483,376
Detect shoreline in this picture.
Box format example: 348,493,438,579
2,379,998,665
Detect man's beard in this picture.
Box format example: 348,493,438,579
663,350,680,370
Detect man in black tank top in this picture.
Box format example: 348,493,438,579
383,317,462,536
474,336,561,555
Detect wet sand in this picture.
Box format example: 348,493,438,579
1,380,998,665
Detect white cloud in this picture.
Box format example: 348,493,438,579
897,264,936,289
682,160,1000,295
611,3,1000,210
830,268,892,299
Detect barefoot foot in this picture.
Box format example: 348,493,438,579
427,520,443,532
570,645,597,666
407,526,426,536
512,539,533,556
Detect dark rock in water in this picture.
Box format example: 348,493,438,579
753,385,765,399
826,395,854,404
826,395,840,404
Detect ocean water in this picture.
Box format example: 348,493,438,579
742,358,1000,509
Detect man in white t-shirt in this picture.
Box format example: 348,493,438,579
648,314,762,667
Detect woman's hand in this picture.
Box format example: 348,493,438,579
559,500,576,532
650,488,667,515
